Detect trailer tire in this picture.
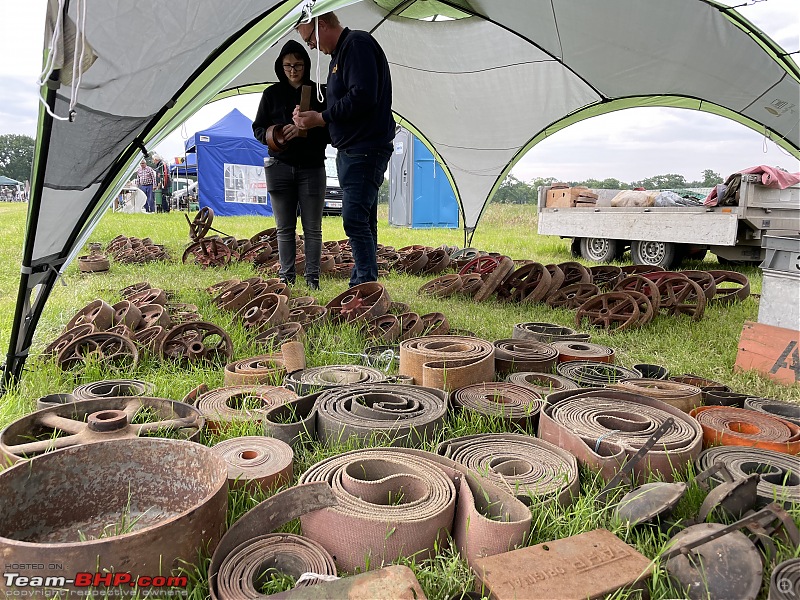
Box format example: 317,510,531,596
631,240,678,269
579,238,621,263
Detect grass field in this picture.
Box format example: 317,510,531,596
0,201,797,599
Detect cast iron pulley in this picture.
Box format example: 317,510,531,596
625,290,656,325
680,270,717,301
182,237,235,268
42,324,96,357
120,281,151,298
187,206,214,241
422,248,451,274
495,262,552,303
286,305,327,327
575,292,641,332
589,265,623,289
0,396,204,462
159,321,233,364
557,261,592,286
707,269,750,303
459,273,484,296
365,314,401,342
255,322,305,349
55,333,139,373
613,275,662,312
65,299,115,331
325,282,390,323
398,312,424,340
546,282,600,309
458,255,501,276
656,276,707,320
236,293,289,331
239,241,274,265
419,274,463,298
420,312,450,335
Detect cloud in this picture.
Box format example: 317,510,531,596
0,76,40,137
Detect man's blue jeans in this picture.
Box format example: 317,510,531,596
336,145,392,287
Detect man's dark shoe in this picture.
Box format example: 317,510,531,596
306,278,320,290
279,276,295,285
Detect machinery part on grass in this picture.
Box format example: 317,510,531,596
251,228,278,245
35,393,76,411
450,382,544,427
187,206,214,240
389,301,410,314
65,299,115,331
211,436,293,492
632,363,670,379
556,360,639,387
399,335,495,391
280,340,306,373
131,325,167,351
212,281,254,312
744,397,800,426
195,385,297,431
458,273,484,296
511,321,590,343
419,274,463,298
680,270,717,300
319,252,335,273
397,248,429,274
422,248,451,274
545,282,599,309
704,389,749,407
550,340,614,363
437,433,579,505
612,378,703,413
557,261,592,287
770,559,800,600
669,374,731,404
206,278,241,296
492,338,559,374
42,324,96,357
539,388,703,481
112,300,143,330
284,365,388,396
72,379,155,401
365,314,401,342
458,255,502,276
255,322,305,349
474,256,515,302
613,275,662,313
289,295,317,308
165,303,202,325
78,254,110,272
0,396,204,461
505,372,579,395
614,481,688,527
55,333,139,373
208,482,338,600
589,265,623,289
120,281,150,298
655,276,707,320
543,263,566,297
138,303,171,329
239,241,274,264
575,292,641,332
690,406,800,454
127,287,167,307
0,438,227,597
450,247,481,263
223,355,286,386
420,312,450,336
298,447,531,572
159,321,234,365
182,237,235,267
495,262,552,303
397,312,424,340
625,289,656,325
236,293,289,331
706,269,750,303
326,282,391,323
694,468,759,523
619,264,665,275
287,304,328,327
665,522,763,600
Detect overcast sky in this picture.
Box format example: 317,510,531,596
1,1,797,184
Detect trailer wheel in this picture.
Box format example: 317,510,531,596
631,240,678,269
580,237,621,263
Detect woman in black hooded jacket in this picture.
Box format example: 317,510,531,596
253,40,329,289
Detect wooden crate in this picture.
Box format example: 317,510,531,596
735,321,800,385
546,187,597,208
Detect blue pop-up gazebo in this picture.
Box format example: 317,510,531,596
185,108,272,216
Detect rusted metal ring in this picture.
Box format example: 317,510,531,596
326,282,391,323
589,265,623,290
42,324,96,357
365,314,401,343
66,299,115,331
112,300,143,330
458,256,501,276
35,393,76,411
474,256,515,302
72,379,155,401
398,312,424,340
127,287,167,307
120,281,151,298
706,270,750,303
493,339,559,374
496,262,552,303
131,326,167,351
543,264,566,297
624,290,656,325
287,305,328,327
420,312,450,336
265,124,288,153
138,304,172,329
575,292,641,332
206,278,241,296
450,382,544,427
289,295,317,308
545,283,600,309
613,275,662,312
556,360,638,386
419,274,463,298
505,372,579,395
213,282,255,312
557,261,592,286
56,333,139,373
211,436,293,492
458,273,484,296
398,249,429,274
195,385,298,431
159,321,234,365
655,277,706,320
422,248,451,274
223,355,286,386
680,270,717,301
236,293,289,331
550,340,614,363
183,237,235,267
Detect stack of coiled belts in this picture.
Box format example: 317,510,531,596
195,385,297,430
450,382,543,427
690,406,800,454
612,378,703,413
539,389,703,480
399,335,494,390
298,447,531,572
284,365,387,395
744,397,800,426
211,436,293,492
492,339,558,373
223,354,285,386
437,433,579,506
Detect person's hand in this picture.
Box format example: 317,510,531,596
282,123,300,140
293,110,324,130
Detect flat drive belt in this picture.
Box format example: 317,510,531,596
284,365,387,395
399,335,495,391
690,406,800,455
450,382,543,427
538,388,703,481
298,447,531,572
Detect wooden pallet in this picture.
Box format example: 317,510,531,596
735,321,800,385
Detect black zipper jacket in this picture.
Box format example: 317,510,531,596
252,40,330,167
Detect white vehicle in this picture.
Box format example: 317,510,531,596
537,175,800,268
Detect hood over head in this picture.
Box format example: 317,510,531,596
274,39,312,85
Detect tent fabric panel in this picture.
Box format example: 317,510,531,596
468,0,563,57
742,76,800,148
33,184,103,261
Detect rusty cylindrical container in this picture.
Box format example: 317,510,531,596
0,438,228,596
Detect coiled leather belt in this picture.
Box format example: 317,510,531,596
505,372,579,395
223,354,285,386
511,322,590,343
399,335,495,391
298,447,531,572
550,340,615,363
450,382,543,427
612,378,703,413
690,406,800,455
695,446,800,506
284,365,387,395
195,385,298,430
263,384,447,447
72,379,155,401
539,388,703,481
211,436,293,492
770,559,800,600
556,360,639,387
744,397,800,427
437,433,579,506
492,339,558,374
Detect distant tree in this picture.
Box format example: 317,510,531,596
631,173,687,189
0,134,35,183
701,169,723,187
377,178,389,204
570,178,629,189
492,175,538,204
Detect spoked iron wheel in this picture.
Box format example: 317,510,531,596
546,283,599,309
56,333,139,373
575,292,641,332
159,322,234,364
182,238,235,268
0,397,204,462
657,277,707,320
187,206,214,241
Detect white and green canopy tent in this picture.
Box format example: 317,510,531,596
3,0,799,387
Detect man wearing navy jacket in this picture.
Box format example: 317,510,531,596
294,12,394,287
